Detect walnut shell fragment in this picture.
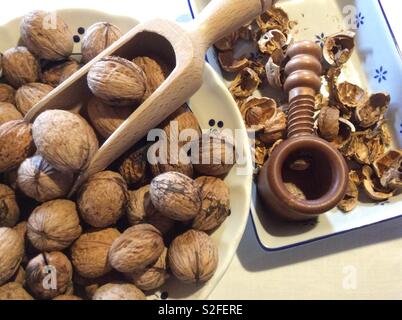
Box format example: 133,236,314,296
168,229,218,284
109,224,164,273
323,31,355,66
32,109,99,172
0,227,24,285
265,49,285,89
17,155,74,202
15,82,53,115
229,67,261,98
0,184,20,227
336,82,367,109
356,93,390,128
256,7,291,34
258,29,288,55
92,283,146,300
20,11,74,61
150,172,201,221
0,102,23,125
214,31,239,51
338,173,359,212
27,199,82,251
218,51,249,73
362,166,394,201
41,59,80,87
0,282,33,300
318,106,340,141
373,150,402,189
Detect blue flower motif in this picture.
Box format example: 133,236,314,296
374,66,388,83
355,12,365,29
315,33,326,48
400,123,402,134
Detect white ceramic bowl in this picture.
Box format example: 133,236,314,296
190,0,402,250
0,9,253,299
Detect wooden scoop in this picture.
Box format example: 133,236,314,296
24,0,272,193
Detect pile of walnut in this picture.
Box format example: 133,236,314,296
215,6,401,213
0,11,233,300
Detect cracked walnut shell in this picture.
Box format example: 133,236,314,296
0,184,20,228
0,227,24,285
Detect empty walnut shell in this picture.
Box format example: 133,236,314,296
218,51,249,73
15,82,53,115
17,154,74,202
87,56,147,107
93,283,146,300
168,229,218,284
362,166,394,201
258,29,288,55
373,150,402,189
318,106,340,142
0,184,20,227
356,93,390,128
256,7,291,34
2,47,40,88
323,31,355,66
0,102,23,125
265,49,285,89
81,22,123,64
26,251,73,300
338,173,359,212
0,282,33,300
0,120,35,173
125,247,169,291
150,172,201,221
331,118,355,149
32,109,99,172
77,171,128,228
20,11,74,61
229,67,261,98
335,82,367,109
133,56,168,97
0,227,24,285
109,224,164,273
192,176,231,232
0,84,16,104
71,228,121,279
27,199,82,251
41,59,80,87
87,97,133,139
214,31,239,51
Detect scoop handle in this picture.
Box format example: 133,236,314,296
190,0,272,50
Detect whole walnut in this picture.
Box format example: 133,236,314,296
17,154,74,202
73,270,124,299
118,144,149,187
125,247,169,291
53,295,82,300
192,176,230,232
2,47,40,88
78,171,128,228
133,56,168,97
149,172,201,221
127,185,175,235
11,266,26,285
0,282,33,300
82,22,123,64
0,184,20,227
26,251,73,300
0,102,23,125
0,84,16,104
109,224,164,273
0,227,24,285
15,82,53,115
32,109,99,172
41,59,80,87
0,120,35,173
71,228,121,279
86,96,133,139
168,229,218,284
87,56,147,107
27,199,82,251
192,132,236,176
92,283,146,300
20,11,74,61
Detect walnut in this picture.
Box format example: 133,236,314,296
0,184,20,227
323,31,355,66
32,110,99,172
0,102,23,125
229,67,261,98
53,295,82,300
26,251,73,300
92,283,146,300
0,84,16,104
0,282,33,300
0,120,35,173
15,82,53,115
109,224,164,273
125,247,168,291
192,132,236,176
27,199,82,251
71,228,120,279
0,227,24,285
82,22,123,64
192,176,230,232
77,171,128,228
17,154,74,202
20,11,74,61
150,172,201,221
11,266,26,285
2,47,40,88
42,59,80,87
318,106,340,141
87,56,147,107
118,144,149,187
133,56,168,97
73,270,124,299
86,96,133,139
127,185,175,235
168,229,218,284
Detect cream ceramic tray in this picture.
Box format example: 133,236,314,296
189,0,402,250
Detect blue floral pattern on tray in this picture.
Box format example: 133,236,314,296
355,12,365,29
374,66,388,83
315,32,326,48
